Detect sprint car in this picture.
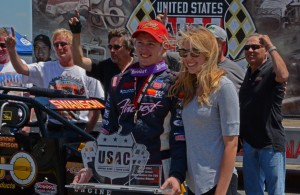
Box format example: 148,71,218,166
0,86,105,195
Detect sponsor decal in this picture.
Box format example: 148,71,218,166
131,69,148,75
0,152,37,187
146,89,164,98
35,180,57,195
102,119,109,126
175,109,182,118
175,135,186,141
103,110,109,118
174,130,186,141
173,120,183,126
0,182,16,189
122,82,134,89
105,101,111,108
0,142,18,149
152,81,163,89
120,89,135,94
118,99,163,116
0,136,18,149
0,136,16,142
2,111,12,121
146,89,157,96
49,99,105,110
20,37,31,46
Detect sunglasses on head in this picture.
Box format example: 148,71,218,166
0,43,6,48
108,44,123,50
244,44,264,51
53,41,69,48
178,48,201,58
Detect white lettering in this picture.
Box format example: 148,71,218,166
118,99,163,116
131,69,147,75
189,2,223,15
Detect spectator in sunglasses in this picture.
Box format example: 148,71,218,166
0,27,31,134
0,27,27,83
5,27,104,137
69,11,137,98
207,25,245,92
170,27,239,195
239,33,289,195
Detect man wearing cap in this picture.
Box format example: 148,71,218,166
207,25,245,91
72,20,186,195
33,34,52,62
68,11,180,99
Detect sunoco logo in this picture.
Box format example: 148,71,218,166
35,181,57,195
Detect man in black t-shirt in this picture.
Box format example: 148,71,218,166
69,13,136,97
239,33,289,195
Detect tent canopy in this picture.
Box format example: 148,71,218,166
3,27,32,55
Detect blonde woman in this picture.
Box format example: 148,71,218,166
170,28,239,195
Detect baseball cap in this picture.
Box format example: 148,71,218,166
33,34,51,49
132,20,168,43
207,25,227,41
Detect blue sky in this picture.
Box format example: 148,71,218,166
0,0,32,40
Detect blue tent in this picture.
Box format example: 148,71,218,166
15,30,32,55
5,27,32,55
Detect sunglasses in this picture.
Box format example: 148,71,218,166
178,48,201,58
108,44,123,50
0,43,6,48
53,42,69,48
244,44,264,51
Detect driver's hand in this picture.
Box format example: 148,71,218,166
73,168,93,183
160,176,182,195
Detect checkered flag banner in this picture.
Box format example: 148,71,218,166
126,0,256,59
126,0,156,34
224,0,256,59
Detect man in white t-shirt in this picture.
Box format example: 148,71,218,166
0,27,33,134
0,27,25,87
5,28,105,137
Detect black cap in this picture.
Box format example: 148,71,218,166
33,34,51,49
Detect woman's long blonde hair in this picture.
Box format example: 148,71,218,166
170,27,225,106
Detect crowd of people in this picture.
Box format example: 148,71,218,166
0,10,289,195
